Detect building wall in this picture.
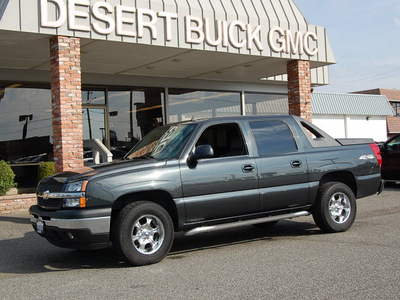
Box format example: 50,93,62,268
312,115,345,138
354,89,400,136
313,114,388,142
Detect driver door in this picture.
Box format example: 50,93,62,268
180,123,259,224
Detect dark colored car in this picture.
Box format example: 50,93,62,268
30,115,383,266
380,133,400,182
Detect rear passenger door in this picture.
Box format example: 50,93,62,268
249,120,310,211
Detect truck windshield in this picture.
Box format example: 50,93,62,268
125,124,197,160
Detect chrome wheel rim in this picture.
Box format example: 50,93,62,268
328,192,351,224
131,215,165,255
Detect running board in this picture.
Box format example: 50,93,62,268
184,211,310,236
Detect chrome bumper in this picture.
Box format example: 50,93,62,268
30,214,110,235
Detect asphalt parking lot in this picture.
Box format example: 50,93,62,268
0,185,399,300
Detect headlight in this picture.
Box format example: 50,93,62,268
65,180,86,192
63,180,88,208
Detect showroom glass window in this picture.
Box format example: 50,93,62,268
108,87,165,156
245,93,288,115
168,89,241,123
82,88,108,145
0,83,52,162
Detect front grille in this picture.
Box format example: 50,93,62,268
37,180,64,194
37,196,63,210
37,173,69,210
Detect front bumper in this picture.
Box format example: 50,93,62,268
29,205,111,250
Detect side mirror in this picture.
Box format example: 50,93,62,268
187,145,214,167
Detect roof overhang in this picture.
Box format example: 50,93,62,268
312,93,396,116
0,0,335,85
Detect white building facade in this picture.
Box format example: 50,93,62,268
312,93,395,142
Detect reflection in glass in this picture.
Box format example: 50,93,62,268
82,90,106,105
168,89,240,122
108,88,164,155
245,93,288,115
0,85,52,161
126,124,196,160
0,84,52,187
250,120,297,155
82,108,105,141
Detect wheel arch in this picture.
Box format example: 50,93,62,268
111,190,179,230
319,171,357,197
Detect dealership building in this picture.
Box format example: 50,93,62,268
0,0,336,186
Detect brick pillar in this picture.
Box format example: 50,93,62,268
287,60,312,122
50,36,84,173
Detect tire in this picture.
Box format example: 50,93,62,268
112,201,174,266
253,220,279,229
312,182,356,233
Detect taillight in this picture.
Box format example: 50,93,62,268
369,143,382,169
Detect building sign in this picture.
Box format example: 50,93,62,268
40,0,318,56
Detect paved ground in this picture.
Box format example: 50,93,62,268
0,185,399,300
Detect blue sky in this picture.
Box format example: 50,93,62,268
295,0,400,93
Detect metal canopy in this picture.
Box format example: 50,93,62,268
312,93,395,116
0,0,335,84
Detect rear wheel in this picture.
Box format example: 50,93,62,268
112,201,174,266
312,182,356,233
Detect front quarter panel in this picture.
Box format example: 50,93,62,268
84,161,182,207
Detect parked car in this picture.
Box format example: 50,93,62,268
380,133,400,183
30,115,383,266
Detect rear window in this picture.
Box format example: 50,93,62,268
250,120,297,155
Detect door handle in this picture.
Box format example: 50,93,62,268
290,160,302,168
242,164,255,172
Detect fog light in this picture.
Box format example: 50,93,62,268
67,232,74,240
64,198,81,208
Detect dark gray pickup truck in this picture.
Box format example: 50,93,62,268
30,115,383,265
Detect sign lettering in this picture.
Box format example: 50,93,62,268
40,0,318,56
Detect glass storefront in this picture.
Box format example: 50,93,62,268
0,84,53,187
245,93,288,115
108,87,164,157
82,88,108,146
0,84,53,162
168,89,241,122
0,82,287,187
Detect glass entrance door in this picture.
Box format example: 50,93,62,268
82,107,107,144
82,88,109,149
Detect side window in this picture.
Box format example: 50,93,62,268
196,123,247,158
387,136,400,152
250,120,297,155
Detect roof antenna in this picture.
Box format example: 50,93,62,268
191,115,196,121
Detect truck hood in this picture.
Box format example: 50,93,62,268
37,159,167,193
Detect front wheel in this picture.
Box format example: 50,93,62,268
112,201,174,266
312,182,356,233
